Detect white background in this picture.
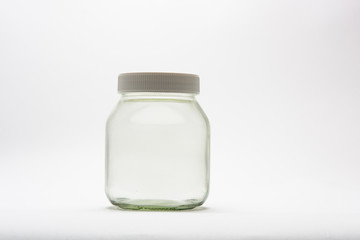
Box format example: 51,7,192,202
1,0,360,239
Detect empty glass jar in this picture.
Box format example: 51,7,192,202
105,72,210,210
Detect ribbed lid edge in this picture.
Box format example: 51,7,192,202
118,72,200,94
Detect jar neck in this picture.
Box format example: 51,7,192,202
120,92,197,101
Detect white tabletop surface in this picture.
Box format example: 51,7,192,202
1,153,360,240
1,202,360,239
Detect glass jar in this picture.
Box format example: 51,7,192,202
105,72,210,210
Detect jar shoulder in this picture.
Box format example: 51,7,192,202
107,99,209,129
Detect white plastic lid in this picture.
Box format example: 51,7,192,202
118,72,200,94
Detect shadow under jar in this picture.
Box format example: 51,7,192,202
105,72,210,210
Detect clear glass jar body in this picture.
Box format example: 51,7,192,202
105,92,210,210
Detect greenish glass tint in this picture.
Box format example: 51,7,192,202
105,93,210,211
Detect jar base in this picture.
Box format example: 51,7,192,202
110,198,204,211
